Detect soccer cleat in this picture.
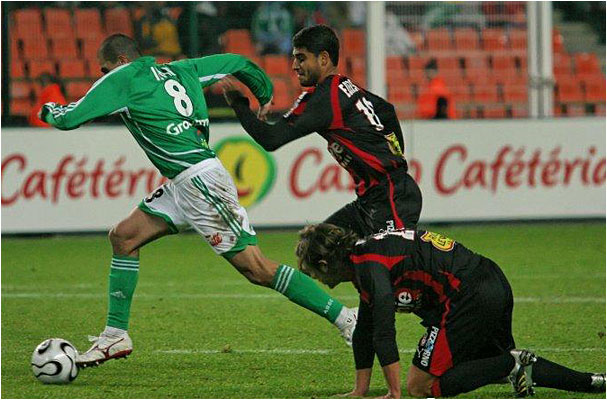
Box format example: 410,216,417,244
508,349,537,397
76,332,133,368
338,307,358,347
590,373,606,392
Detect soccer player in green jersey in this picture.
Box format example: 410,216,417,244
39,34,357,368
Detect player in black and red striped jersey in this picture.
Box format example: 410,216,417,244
224,25,422,237
295,223,606,398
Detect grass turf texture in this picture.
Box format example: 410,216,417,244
2,222,605,398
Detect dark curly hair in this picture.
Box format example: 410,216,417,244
295,223,359,276
292,25,340,66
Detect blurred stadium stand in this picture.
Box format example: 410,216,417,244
3,1,605,124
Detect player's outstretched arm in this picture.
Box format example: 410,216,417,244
177,53,273,108
40,69,128,130
223,79,331,151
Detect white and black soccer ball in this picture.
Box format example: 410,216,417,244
31,338,79,384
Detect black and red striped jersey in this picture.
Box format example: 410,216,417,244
350,229,485,369
352,229,484,317
283,75,408,196
229,74,409,198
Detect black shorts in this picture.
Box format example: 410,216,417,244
324,170,422,237
412,258,516,377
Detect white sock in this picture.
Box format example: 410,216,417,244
333,306,356,329
103,326,127,337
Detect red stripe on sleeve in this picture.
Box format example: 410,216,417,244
387,174,404,229
329,75,344,129
350,253,406,270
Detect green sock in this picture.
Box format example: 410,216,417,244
271,264,344,323
106,255,139,330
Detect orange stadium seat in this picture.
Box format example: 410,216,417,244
426,28,453,51
43,8,73,39
58,59,87,78
454,28,480,50
74,8,104,39
436,56,459,74
482,28,507,51
341,29,365,57
553,53,573,77
387,82,414,104
223,30,255,57
472,84,499,103
28,60,56,78
11,81,33,100
483,104,506,118
451,85,472,103
10,37,21,60
10,99,33,116
346,56,366,77
386,56,405,73
12,8,44,40
271,78,292,110
491,54,516,71
81,37,104,61
574,53,600,75
20,37,49,60
583,77,606,102
11,60,26,79
502,85,527,103
86,60,103,79
66,81,93,101
263,55,290,76
508,29,527,50
104,7,134,37
556,80,584,103
50,38,79,59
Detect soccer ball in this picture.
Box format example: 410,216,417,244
31,338,79,384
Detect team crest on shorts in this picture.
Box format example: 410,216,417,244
420,231,455,252
208,233,223,247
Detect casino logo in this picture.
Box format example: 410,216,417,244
214,136,276,208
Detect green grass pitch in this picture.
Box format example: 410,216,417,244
2,222,605,398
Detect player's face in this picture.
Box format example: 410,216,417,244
292,47,321,87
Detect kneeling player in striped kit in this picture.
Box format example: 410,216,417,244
39,34,357,368
296,224,605,398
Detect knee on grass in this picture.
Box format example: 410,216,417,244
407,372,435,398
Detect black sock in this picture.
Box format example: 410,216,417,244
435,353,515,397
533,357,595,392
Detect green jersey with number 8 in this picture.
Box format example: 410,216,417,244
43,55,273,178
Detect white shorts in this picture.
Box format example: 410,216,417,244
138,158,257,258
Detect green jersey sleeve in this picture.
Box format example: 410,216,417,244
174,54,273,105
42,66,129,130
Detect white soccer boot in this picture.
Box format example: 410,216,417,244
336,307,358,346
76,332,133,368
508,349,537,397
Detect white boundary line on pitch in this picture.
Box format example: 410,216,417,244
1,292,605,303
154,347,605,355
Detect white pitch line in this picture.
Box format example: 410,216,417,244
155,347,605,355
1,293,605,303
